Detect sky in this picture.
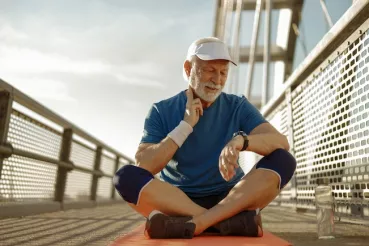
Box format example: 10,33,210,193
0,0,352,159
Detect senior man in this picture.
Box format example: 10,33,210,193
114,37,296,239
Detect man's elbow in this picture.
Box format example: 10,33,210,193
135,154,147,169
135,154,157,175
278,134,290,151
134,153,147,169
134,152,141,166
282,135,290,151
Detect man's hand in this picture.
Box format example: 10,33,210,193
184,86,203,127
219,136,243,181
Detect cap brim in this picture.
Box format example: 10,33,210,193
196,54,237,66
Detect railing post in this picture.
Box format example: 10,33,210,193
90,146,102,201
262,0,272,107
111,155,120,199
245,0,262,99
285,88,295,155
285,87,297,204
55,128,73,203
0,90,13,179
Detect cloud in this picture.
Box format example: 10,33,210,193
121,99,144,108
0,23,28,42
0,0,215,158
0,45,109,74
0,44,166,89
0,10,205,91
2,76,76,102
115,74,166,89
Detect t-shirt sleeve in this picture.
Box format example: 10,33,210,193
140,104,167,144
239,96,268,135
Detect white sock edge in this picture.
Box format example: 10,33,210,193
148,210,163,220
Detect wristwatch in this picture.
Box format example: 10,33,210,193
232,131,249,151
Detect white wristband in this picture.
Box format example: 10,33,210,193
168,121,193,148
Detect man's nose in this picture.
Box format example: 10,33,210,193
211,71,222,84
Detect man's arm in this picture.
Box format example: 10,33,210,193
219,122,289,180
135,138,179,175
135,87,203,175
234,122,290,156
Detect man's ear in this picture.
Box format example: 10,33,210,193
184,60,192,78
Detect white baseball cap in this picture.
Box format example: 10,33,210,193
187,40,237,66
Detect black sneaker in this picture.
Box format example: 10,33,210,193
218,210,263,237
144,212,196,239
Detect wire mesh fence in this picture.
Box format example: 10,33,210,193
264,20,369,219
0,82,134,208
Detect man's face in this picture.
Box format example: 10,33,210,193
189,59,229,103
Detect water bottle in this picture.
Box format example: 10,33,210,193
315,178,335,239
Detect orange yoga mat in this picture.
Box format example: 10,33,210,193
111,224,292,246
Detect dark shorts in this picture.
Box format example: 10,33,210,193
186,187,233,209
186,188,234,233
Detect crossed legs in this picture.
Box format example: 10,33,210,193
114,148,296,235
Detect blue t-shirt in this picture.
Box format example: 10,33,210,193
140,90,267,197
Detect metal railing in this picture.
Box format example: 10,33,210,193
0,79,133,217
261,0,369,220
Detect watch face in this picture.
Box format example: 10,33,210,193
233,131,247,138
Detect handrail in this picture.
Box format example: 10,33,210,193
261,0,369,117
0,145,113,178
0,78,134,163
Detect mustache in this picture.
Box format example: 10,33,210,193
201,82,222,89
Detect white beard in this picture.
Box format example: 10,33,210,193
189,73,223,102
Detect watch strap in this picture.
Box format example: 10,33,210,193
233,131,249,151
